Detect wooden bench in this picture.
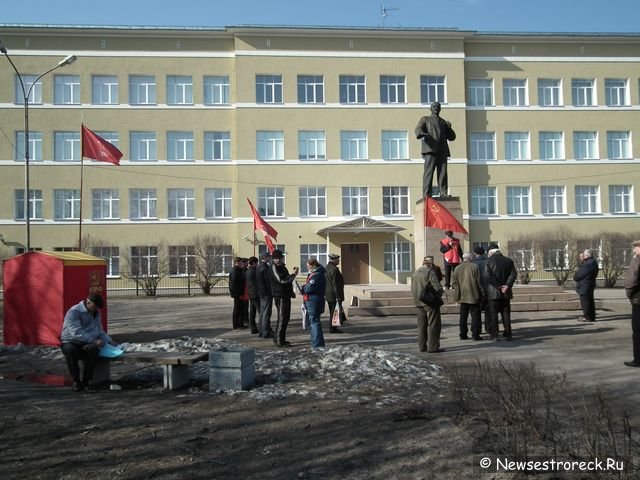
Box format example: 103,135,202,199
94,351,209,390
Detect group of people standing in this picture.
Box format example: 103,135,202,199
228,251,345,348
411,238,517,353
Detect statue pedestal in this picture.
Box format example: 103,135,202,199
414,197,464,269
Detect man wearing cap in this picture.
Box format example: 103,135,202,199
574,249,599,323
269,249,299,347
483,244,518,341
439,230,463,289
411,257,445,353
256,252,274,338
451,252,485,340
325,253,345,333
623,240,640,367
60,293,116,392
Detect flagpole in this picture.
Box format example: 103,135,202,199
79,150,84,252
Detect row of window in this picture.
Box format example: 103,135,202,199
13,183,634,221
13,129,637,162
86,241,412,278
470,185,634,215
13,186,411,220
14,74,640,107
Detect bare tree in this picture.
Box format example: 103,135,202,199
599,232,639,288
190,234,234,294
506,238,535,284
122,242,171,296
532,226,580,286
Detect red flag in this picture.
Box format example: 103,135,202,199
247,198,278,253
81,124,122,165
424,196,468,235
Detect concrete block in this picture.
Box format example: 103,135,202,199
209,347,255,368
163,364,191,390
209,364,255,391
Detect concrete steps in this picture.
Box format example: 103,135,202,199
344,285,601,317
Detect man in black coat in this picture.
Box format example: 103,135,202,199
269,249,299,347
574,249,599,323
228,257,246,330
246,256,260,334
483,244,517,341
256,252,274,338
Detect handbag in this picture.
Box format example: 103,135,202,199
420,284,443,308
331,304,343,327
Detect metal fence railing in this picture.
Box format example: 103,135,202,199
105,273,230,297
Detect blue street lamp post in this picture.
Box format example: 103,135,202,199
0,38,76,251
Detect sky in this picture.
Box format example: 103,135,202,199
1,0,639,34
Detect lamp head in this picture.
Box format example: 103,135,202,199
58,54,77,67
0,38,7,54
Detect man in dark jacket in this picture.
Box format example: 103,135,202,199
228,257,246,330
269,249,299,347
325,253,345,333
574,249,599,323
483,244,517,341
256,252,274,338
246,256,260,334
623,240,640,367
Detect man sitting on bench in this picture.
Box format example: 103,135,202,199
60,293,117,392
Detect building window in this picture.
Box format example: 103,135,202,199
92,189,120,220
573,131,598,160
54,132,81,161
204,76,229,105
468,79,493,107
605,78,628,106
339,75,366,104
54,189,81,220
539,132,565,160
205,188,232,218
167,131,194,161
342,187,368,216
14,189,43,220
538,79,561,106
169,246,196,276
168,189,195,219
503,79,527,106
130,246,158,276
504,132,530,160
91,246,120,277
340,131,368,160
257,187,285,217
609,185,633,214
256,74,283,103
256,131,284,160
469,132,495,161
15,131,42,161
298,131,326,160
607,131,631,159
300,244,328,273
129,75,156,105
541,186,566,214
129,189,157,220
15,74,42,104
383,186,409,215
297,75,324,103
470,186,497,215
208,244,234,274
506,186,531,215
575,185,600,214
420,75,445,103
130,132,157,161
384,242,411,272
571,79,595,106
166,75,193,105
508,241,535,271
92,75,119,104
380,75,406,103
543,241,569,270
54,75,80,104
204,131,230,161
299,187,326,217
381,130,408,160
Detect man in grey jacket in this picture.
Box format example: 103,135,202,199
452,253,485,340
60,293,116,392
411,256,445,353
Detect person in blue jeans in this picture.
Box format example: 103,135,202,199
299,257,326,348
